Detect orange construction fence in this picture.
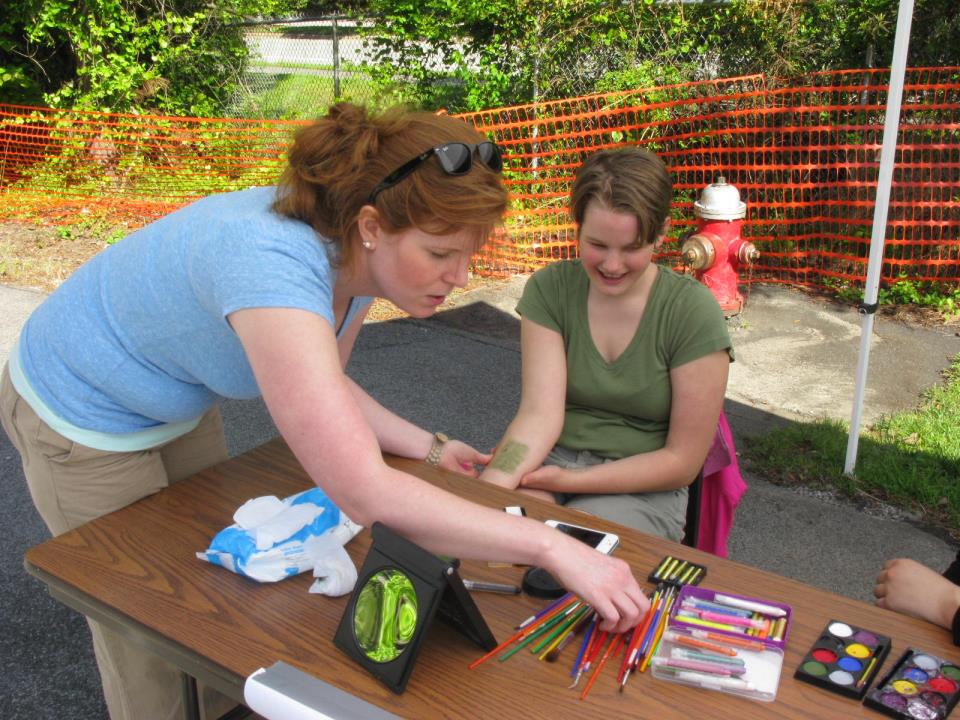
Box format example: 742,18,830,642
1,67,958,290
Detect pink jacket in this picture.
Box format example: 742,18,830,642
695,412,747,557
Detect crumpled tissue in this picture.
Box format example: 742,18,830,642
197,487,362,595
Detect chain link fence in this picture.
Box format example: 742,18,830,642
230,16,382,119
231,6,884,120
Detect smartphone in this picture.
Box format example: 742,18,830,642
545,519,619,555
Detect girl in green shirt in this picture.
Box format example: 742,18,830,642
482,147,733,541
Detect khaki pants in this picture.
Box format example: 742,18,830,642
1,365,236,720
545,445,688,542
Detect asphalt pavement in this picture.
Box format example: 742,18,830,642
2,278,958,719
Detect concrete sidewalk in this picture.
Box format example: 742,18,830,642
2,279,958,719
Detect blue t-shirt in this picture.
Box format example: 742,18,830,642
17,186,371,435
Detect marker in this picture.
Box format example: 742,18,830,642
671,670,757,692
663,629,738,657
651,656,743,676
682,598,753,617
671,648,746,667
463,579,521,595
688,629,765,652
712,593,787,618
675,614,748,634
697,610,766,629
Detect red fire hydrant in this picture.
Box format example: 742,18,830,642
680,176,760,315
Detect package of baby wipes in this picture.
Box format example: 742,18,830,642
197,487,362,592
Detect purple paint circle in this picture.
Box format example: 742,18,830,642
853,630,878,646
879,691,908,711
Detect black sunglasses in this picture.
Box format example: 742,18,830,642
367,141,503,203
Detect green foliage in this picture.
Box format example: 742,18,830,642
362,0,960,112
827,276,960,320
363,0,645,112
744,356,960,539
1,0,308,115
879,279,960,319
5,108,290,204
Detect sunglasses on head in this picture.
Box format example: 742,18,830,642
367,141,503,203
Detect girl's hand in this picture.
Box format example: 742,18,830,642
520,464,578,492
439,440,491,478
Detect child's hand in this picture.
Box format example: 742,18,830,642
874,558,960,630
520,464,575,492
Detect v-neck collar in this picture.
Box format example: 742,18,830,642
577,264,661,368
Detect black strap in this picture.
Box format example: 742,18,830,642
858,302,879,315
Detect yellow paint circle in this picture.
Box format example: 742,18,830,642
846,643,871,659
892,679,919,695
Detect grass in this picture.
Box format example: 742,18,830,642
235,72,408,120
743,356,960,540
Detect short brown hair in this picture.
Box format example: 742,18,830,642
570,147,672,247
273,103,508,271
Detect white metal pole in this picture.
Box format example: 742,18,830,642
844,0,915,475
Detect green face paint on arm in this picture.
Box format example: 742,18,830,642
488,439,528,474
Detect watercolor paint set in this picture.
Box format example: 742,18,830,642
794,620,891,700
864,648,960,719
650,585,792,702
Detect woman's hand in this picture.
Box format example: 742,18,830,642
544,537,649,634
438,440,491,478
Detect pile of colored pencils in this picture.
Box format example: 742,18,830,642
469,557,710,700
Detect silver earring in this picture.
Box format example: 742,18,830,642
362,241,373,250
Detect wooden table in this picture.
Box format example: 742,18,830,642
24,438,960,719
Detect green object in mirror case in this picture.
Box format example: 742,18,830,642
334,522,497,694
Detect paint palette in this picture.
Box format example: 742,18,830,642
794,620,891,699
864,648,960,719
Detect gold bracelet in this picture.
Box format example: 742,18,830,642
425,432,449,466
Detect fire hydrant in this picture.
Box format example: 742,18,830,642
681,176,760,315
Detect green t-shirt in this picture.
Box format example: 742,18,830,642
517,261,734,459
